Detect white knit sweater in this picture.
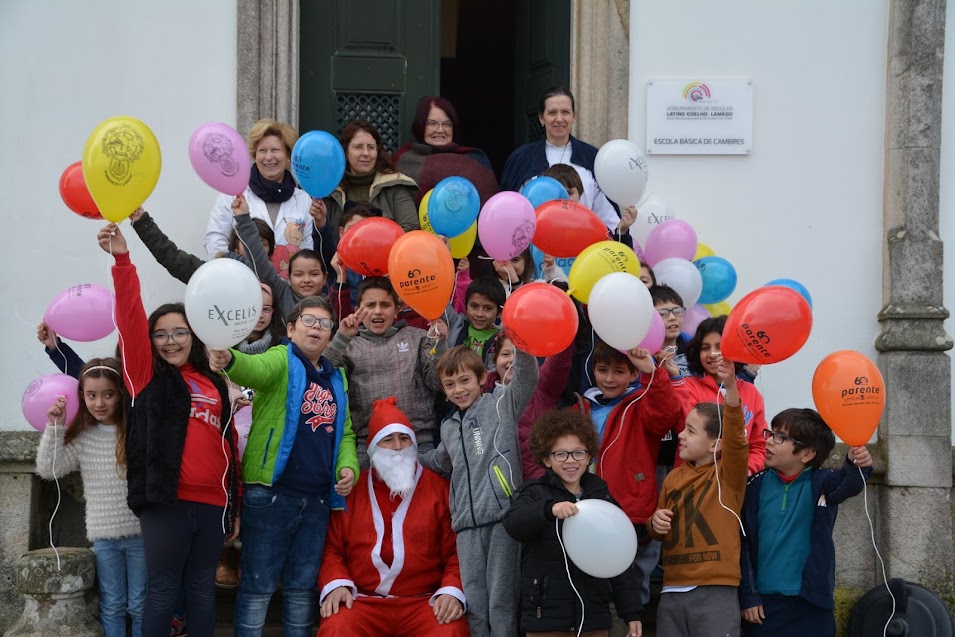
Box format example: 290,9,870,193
35,423,141,541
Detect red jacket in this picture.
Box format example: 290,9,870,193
519,343,574,480
574,371,683,524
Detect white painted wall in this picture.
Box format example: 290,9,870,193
628,1,891,434
0,1,237,430
942,0,955,442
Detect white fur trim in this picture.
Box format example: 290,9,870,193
368,463,422,596
368,423,417,455
430,586,467,612
319,579,357,603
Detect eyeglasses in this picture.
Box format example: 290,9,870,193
151,329,192,345
298,315,334,331
550,449,589,462
260,305,273,315
762,429,805,447
657,307,686,318
425,120,453,130
348,143,378,153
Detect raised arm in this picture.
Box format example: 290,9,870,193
232,197,297,321
38,322,85,379
130,208,203,284
502,348,540,421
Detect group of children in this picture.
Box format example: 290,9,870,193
33,159,873,637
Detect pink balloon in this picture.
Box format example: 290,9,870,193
44,284,116,342
478,192,537,261
188,122,252,195
644,219,698,267
22,374,79,432
233,405,252,458
639,307,666,354
683,303,712,336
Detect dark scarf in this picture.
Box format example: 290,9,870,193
249,164,297,203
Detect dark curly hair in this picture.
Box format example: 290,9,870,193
530,409,599,467
685,315,744,376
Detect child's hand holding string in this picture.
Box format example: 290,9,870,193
97,223,128,255
715,358,741,407
849,446,873,468
231,194,250,216
37,321,58,350
47,396,67,424
626,347,655,375
208,349,233,372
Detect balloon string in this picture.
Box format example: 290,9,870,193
860,465,895,637
49,417,62,571
555,517,585,637
492,364,516,495
231,216,260,282
427,322,440,356
218,369,239,536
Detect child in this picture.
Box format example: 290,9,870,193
648,358,748,637
504,408,643,637
36,359,145,637
678,315,768,474
739,411,873,636
208,296,358,636
639,261,655,288
574,341,683,609
650,284,690,377
492,248,537,297
421,345,540,637
324,276,447,467
444,277,505,367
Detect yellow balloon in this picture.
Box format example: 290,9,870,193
82,116,161,222
567,241,641,304
418,189,434,233
694,242,715,261
703,300,732,317
419,188,474,258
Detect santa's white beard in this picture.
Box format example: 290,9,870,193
370,445,418,499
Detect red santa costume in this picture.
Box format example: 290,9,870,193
317,397,468,636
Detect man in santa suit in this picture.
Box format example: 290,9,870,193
317,397,469,636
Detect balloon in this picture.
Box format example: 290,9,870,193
694,242,715,261
530,245,576,279
428,176,480,238
188,122,252,195
82,116,162,222
291,131,346,198
683,303,712,336
721,286,813,365
234,405,253,459
631,193,675,247
337,217,404,276
566,241,641,304
640,309,666,354
502,283,579,356
653,258,703,308
520,176,568,208
420,189,476,259
59,162,102,219
22,374,79,433
594,139,650,206
184,259,263,349
561,499,638,578
588,273,654,351
478,192,537,261
703,300,732,317
644,219,698,267
696,256,738,305
812,351,885,445
44,284,116,342
418,188,434,231
388,231,455,321
533,200,609,258
765,278,813,309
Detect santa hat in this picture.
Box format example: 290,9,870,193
367,396,417,457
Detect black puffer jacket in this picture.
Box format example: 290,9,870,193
503,470,642,632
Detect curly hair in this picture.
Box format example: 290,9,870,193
530,409,599,466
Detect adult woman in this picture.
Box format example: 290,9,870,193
204,119,316,264
393,96,500,206
501,86,634,236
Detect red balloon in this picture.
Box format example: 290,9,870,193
721,286,812,365
533,200,609,258
59,161,102,219
812,351,885,445
338,217,405,276
502,282,579,356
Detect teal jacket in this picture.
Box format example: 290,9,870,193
224,344,358,510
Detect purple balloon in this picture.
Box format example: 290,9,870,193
639,308,666,355
188,122,252,196
478,192,538,261
682,303,712,336
233,405,253,459
644,219,698,267
22,374,79,432
44,284,115,342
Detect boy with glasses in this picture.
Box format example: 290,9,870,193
650,284,690,377
739,409,872,636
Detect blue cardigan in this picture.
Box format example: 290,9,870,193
500,135,601,193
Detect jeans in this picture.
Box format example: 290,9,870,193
234,485,330,637
93,535,147,637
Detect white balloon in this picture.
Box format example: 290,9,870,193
562,499,638,578
589,273,654,351
594,139,650,207
184,259,263,349
632,194,676,247
653,257,704,308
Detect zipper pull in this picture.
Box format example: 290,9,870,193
537,607,542,619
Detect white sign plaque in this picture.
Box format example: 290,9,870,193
646,79,753,155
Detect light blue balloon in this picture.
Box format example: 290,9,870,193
428,176,480,237
520,176,569,208
765,278,813,309
530,245,575,278
695,256,737,305
291,131,346,198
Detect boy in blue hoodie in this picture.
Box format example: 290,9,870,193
739,408,872,636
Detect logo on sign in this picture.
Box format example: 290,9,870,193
683,82,712,103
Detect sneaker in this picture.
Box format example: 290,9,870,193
170,615,187,637
215,559,239,589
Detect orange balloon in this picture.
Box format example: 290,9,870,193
533,200,609,258
388,231,455,321
812,351,884,445
502,283,579,356
59,161,102,219
337,217,404,276
720,286,812,365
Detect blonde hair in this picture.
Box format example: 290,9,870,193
247,119,299,157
